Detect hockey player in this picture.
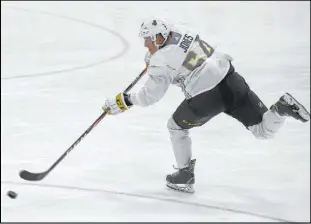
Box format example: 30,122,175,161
102,19,310,193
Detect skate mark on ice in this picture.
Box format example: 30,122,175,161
2,180,291,222
1,5,129,80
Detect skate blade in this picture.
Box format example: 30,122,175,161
285,93,310,122
166,182,195,193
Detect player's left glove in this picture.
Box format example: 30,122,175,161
102,93,133,115
144,51,152,66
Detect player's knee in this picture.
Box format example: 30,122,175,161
167,116,189,139
167,116,182,131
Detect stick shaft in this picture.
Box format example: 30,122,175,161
20,67,147,181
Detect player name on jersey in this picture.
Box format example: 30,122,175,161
179,34,194,53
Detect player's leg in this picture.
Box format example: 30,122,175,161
247,93,310,139
224,70,309,139
225,88,284,139
166,82,227,192
222,69,282,139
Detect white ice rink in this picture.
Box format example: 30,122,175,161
1,1,310,222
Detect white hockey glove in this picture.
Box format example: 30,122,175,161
102,93,133,115
144,51,152,66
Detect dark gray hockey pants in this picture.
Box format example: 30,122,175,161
167,64,285,169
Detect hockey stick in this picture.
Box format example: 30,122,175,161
19,67,148,181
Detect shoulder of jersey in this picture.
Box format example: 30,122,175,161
149,50,169,67
149,25,195,67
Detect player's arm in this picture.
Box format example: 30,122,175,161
144,51,152,67
102,66,171,115
102,57,173,115
129,64,173,107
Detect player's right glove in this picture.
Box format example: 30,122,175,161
102,93,133,115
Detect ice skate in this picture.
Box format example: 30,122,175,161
166,159,196,193
271,93,310,123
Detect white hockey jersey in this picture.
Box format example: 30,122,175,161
130,26,233,107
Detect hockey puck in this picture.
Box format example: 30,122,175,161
7,190,17,199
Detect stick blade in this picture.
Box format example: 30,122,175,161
19,170,47,181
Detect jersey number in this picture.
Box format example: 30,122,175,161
182,38,214,71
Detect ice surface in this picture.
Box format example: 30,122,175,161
1,1,310,222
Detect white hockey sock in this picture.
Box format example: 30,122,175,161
167,117,192,169
248,109,286,139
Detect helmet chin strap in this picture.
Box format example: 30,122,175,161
150,36,160,48
155,41,165,48
154,42,161,48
